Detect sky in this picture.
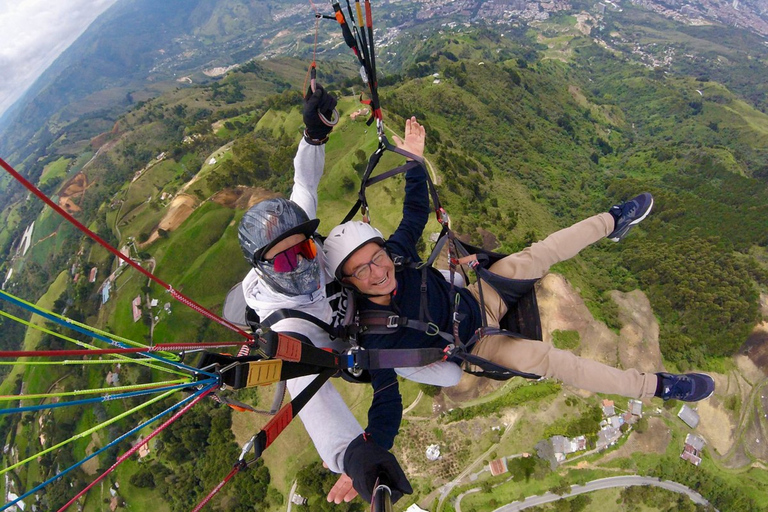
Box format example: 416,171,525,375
0,0,120,118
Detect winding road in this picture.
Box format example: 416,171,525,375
454,476,716,512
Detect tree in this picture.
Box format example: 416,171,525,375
550,478,571,496
129,468,155,488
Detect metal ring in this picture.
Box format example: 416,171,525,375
319,108,340,127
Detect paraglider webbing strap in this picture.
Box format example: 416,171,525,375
354,346,447,370
258,331,352,368
342,157,440,226
191,370,332,512
357,309,454,343
197,334,347,390
251,369,335,459
448,335,542,381
206,336,455,389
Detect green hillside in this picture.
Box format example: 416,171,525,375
1,19,767,512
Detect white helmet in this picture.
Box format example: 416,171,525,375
323,221,384,279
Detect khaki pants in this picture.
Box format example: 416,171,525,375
467,213,658,399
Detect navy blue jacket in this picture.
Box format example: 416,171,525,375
359,162,483,449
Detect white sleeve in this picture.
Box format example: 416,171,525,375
286,376,363,474
290,139,326,219
396,361,463,386
272,318,362,475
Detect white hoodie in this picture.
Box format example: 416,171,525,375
242,140,360,473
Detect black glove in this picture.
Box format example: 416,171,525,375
303,85,337,143
343,433,412,504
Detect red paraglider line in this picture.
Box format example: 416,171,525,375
0,156,253,341
56,386,216,512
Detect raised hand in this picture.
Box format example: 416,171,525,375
392,116,426,159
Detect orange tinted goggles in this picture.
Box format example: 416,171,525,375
265,238,317,273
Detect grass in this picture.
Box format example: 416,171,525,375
117,159,182,222
551,329,580,351
104,457,172,512
0,271,70,395
70,151,95,174
0,201,23,258
39,157,71,186
141,202,242,343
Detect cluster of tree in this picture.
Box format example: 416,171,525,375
212,131,296,192
147,400,273,511
618,485,712,512
209,78,246,104
507,454,551,483
526,494,592,512
542,405,602,441
649,456,760,511
623,235,759,366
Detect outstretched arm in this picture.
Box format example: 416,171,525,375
290,140,325,218
387,117,431,260
285,376,363,472
290,85,337,218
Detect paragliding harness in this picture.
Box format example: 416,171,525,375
340,147,545,381
314,0,543,380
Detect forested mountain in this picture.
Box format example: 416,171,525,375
1,2,767,511
0,0,302,171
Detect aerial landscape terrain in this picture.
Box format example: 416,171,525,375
1,0,767,511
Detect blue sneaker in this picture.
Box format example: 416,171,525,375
657,372,715,402
607,193,654,242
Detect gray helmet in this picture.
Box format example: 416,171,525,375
238,198,320,266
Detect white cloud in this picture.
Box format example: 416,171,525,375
0,0,119,116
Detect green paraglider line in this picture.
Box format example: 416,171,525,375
0,385,206,476
0,307,188,377
0,378,191,402
0,289,218,377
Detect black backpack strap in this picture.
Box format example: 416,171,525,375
261,309,349,340
447,341,542,381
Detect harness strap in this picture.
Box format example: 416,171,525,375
358,311,454,343
446,231,465,350
261,308,348,340
343,158,441,226
250,369,335,459
354,347,446,370
455,350,541,381
419,265,433,324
